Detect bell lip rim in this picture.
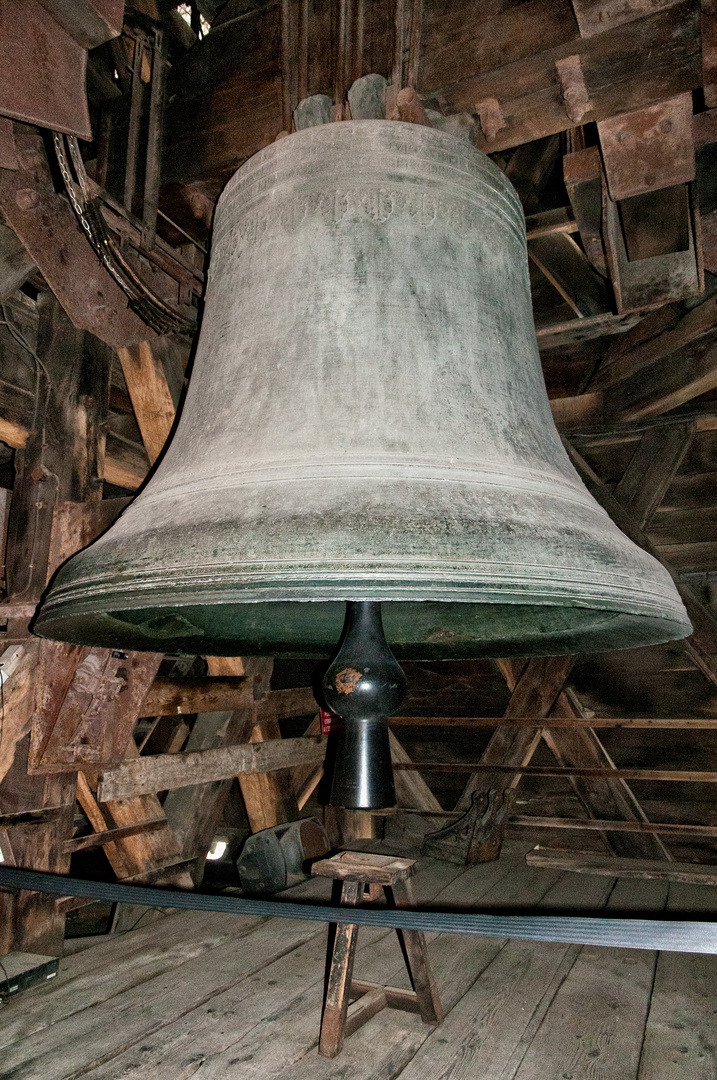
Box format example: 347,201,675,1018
33,592,693,645
30,606,693,662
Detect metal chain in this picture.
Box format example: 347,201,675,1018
52,132,194,336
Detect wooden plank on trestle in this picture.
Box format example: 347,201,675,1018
293,870,613,1080
75,853,557,1080
526,848,717,884
6,860,465,1078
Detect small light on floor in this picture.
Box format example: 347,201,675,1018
206,840,227,861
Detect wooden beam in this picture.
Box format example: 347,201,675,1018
590,290,717,391
206,657,302,835
140,679,319,722
528,233,608,318
453,655,574,814
4,295,107,605
525,206,578,240
0,807,63,829
389,730,444,821
393,762,717,782
0,736,75,956
163,2,699,189
541,689,673,860
563,438,717,691
433,3,701,155
103,432,149,491
97,737,327,802
380,810,717,839
612,422,695,528
254,685,318,723
61,817,166,854
509,816,717,838
525,848,717,885
388,716,717,729
117,340,178,465
549,391,605,429
0,126,154,348
140,675,249,717
161,703,254,883
608,332,717,423
29,642,162,773
76,762,193,887
0,641,41,785
0,379,33,447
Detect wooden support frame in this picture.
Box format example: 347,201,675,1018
96,736,327,802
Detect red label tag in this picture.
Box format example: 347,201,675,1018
320,708,334,736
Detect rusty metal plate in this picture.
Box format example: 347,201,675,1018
571,0,684,38
0,0,91,139
598,92,695,201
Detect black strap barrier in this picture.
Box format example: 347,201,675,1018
1,865,716,954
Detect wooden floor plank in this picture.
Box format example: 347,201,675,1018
509,878,666,1080
0,910,267,1050
0,916,323,1080
4,844,706,1080
637,879,717,1080
76,855,560,1080
74,855,482,1080
394,874,615,1080
191,864,577,1080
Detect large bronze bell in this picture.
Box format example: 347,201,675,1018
35,121,690,660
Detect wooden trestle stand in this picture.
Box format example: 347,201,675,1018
312,851,444,1058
